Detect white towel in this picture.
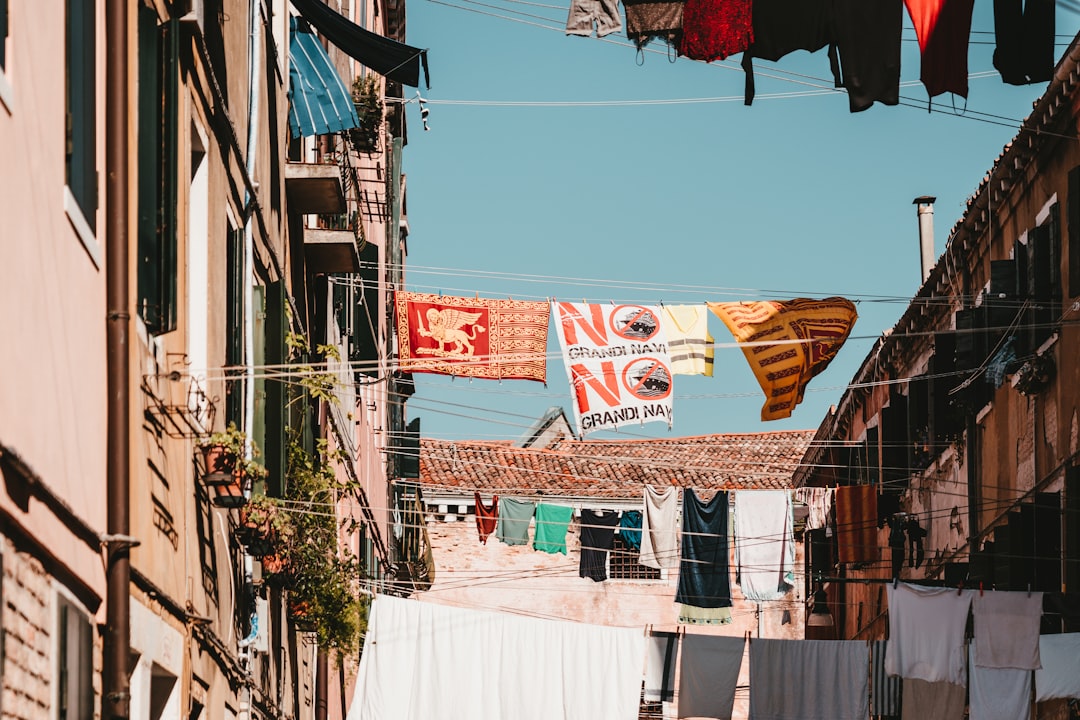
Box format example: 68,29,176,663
641,484,679,570
968,644,1032,720
734,490,795,602
677,634,744,719
748,639,868,720
972,590,1043,669
644,631,678,703
885,582,973,684
1034,633,1080,701
347,595,647,720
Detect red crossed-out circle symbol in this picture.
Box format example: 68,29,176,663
622,358,672,400
609,305,660,342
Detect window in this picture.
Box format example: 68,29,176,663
1,0,8,71
56,595,93,720
609,534,661,581
136,8,179,334
65,0,96,231
225,225,245,427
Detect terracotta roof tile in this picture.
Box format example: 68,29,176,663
419,430,815,499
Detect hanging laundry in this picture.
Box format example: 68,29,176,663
827,0,904,112
885,582,973,684
993,0,1054,86
793,486,833,531
644,630,679,703
870,640,901,718
496,498,536,546
968,644,1033,720
741,0,829,105
677,634,744,720
347,594,647,720
533,503,575,554
641,484,679,570
748,639,870,720
395,292,550,382
903,0,975,99
618,509,643,550
904,516,926,568
678,604,732,624
734,490,795,602
708,298,857,421
565,0,623,38
678,0,752,63
834,484,878,565
622,0,685,50
1034,633,1080,701
888,515,906,579
675,489,732,610
901,679,966,720
474,491,499,544
972,590,1043,669
659,305,714,376
552,302,674,434
579,509,620,581
985,335,1018,387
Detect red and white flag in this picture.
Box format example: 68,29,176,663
552,302,674,434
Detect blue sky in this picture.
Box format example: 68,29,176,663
397,1,1071,441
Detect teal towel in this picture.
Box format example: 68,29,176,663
533,504,575,554
496,498,536,546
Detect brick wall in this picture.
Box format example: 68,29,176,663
1,536,52,720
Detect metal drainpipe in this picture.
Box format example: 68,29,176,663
103,0,131,717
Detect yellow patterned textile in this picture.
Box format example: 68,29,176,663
708,298,857,421
395,292,550,382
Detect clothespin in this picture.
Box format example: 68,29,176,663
893,576,899,589
979,582,984,597
1027,583,1032,598
957,581,964,596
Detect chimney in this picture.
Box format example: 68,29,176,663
913,196,936,282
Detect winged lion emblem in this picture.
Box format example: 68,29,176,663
417,307,487,357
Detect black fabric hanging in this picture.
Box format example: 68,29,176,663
579,509,620,582
828,0,903,113
291,0,430,88
993,0,1054,86
742,0,829,105
675,489,732,609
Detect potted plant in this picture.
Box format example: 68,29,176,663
237,494,293,557
197,423,269,508
350,75,383,154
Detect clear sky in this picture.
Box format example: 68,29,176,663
396,1,1073,442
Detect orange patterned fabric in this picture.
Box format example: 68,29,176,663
708,298,857,421
395,292,550,382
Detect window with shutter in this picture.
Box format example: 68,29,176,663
0,0,8,71
65,0,97,231
225,226,245,427
1070,168,1080,298
56,595,93,720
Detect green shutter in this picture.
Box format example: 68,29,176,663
66,0,97,228
253,286,266,494
264,282,287,497
225,228,245,427
136,10,179,334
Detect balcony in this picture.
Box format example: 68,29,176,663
285,161,346,214
304,227,360,273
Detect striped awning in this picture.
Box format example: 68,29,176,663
287,17,361,139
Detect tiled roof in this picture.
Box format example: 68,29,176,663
419,430,815,499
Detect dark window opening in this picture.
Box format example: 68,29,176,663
225,226,245,427
0,0,9,71
136,9,179,334
56,595,93,720
66,0,97,229
609,534,661,580
1069,167,1080,297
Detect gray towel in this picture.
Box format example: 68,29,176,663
749,639,868,720
495,498,535,546
678,634,744,719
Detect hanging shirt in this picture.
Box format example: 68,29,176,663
579,509,620,582
903,0,975,98
641,484,680,570
618,510,643,550
660,305,714,376
734,490,795,602
622,0,685,50
474,491,499,544
678,634,745,719
993,0,1054,85
675,489,732,609
495,498,535,546
828,0,903,112
742,0,829,104
972,591,1043,670
793,486,833,531
533,503,575,554
968,645,1033,720
885,582,974,684
679,0,752,63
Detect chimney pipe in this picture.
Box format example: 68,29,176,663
914,196,936,283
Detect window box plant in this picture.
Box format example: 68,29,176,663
349,75,383,154
197,423,269,508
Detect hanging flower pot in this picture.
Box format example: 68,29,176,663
260,553,290,580
288,599,317,632
196,423,269,508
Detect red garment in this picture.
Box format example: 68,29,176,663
904,0,974,98
475,492,499,544
679,0,752,63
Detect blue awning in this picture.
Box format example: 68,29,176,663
288,18,361,139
